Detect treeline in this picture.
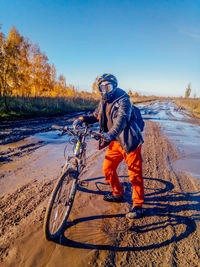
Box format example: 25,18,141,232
0,25,81,100
0,25,99,118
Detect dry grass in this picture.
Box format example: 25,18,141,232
173,98,200,118
130,95,166,104
2,93,199,121
0,95,99,120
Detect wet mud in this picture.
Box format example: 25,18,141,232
0,101,200,266
0,111,85,145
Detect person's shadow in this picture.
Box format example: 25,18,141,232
50,176,200,251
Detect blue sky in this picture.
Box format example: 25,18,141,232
0,0,200,96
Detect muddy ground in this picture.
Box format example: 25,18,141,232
0,101,200,266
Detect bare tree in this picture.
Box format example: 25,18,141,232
185,83,191,98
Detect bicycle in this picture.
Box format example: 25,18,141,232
43,124,101,241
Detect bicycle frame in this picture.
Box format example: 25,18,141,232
44,124,102,240
61,125,91,175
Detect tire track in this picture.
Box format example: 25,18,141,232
0,179,56,262
90,121,200,266
1,120,200,266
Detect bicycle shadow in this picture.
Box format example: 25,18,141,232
51,176,200,252
78,176,174,205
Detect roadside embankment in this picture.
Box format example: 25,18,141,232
173,98,200,118
0,95,99,121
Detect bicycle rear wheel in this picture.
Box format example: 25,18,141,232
44,167,78,240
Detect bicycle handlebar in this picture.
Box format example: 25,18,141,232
52,124,102,140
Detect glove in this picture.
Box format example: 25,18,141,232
73,117,84,129
99,133,113,150
101,132,113,142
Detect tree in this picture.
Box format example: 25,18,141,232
0,25,5,97
48,64,57,96
57,74,67,96
0,25,81,103
128,90,133,96
0,26,24,109
92,77,100,96
14,38,32,97
7,27,24,95
67,84,76,96
133,92,139,97
185,83,191,98
30,43,51,97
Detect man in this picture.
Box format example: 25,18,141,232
73,74,145,219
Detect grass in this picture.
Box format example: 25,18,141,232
0,95,99,120
0,95,163,118
0,94,161,121
131,95,200,119
1,94,199,121
130,95,164,104
173,98,200,118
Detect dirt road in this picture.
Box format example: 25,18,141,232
0,101,200,266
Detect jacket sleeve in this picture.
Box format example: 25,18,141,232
81,102,100,124
108,97,132,138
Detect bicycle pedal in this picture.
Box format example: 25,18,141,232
78,180,89,187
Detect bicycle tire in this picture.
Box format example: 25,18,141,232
44,167,78,240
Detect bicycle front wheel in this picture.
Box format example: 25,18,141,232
44,168,78,240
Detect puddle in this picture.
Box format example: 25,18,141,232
174,158,200,179
139,101,191,121
140,101,200,180
29,102,200,180
157,120,200,180
29,125,100,160
32,130,70,143
10,102,199,182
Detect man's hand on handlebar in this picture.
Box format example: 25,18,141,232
71,121,114,143
101,132,114,142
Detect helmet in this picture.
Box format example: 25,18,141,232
97,73,118,101
97,73,118,87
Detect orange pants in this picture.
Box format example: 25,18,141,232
102,141,144,207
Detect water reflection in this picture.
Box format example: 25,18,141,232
140,101,200,179
28,102,200,180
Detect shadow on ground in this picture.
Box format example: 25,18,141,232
50,176,200,251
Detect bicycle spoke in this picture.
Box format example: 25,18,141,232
47,172,76,236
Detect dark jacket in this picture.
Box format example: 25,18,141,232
84,88,144,154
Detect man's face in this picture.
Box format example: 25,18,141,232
99,81,114,93
101,81,109,86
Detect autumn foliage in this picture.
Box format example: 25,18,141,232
0,26,99,117
0,26,79,99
